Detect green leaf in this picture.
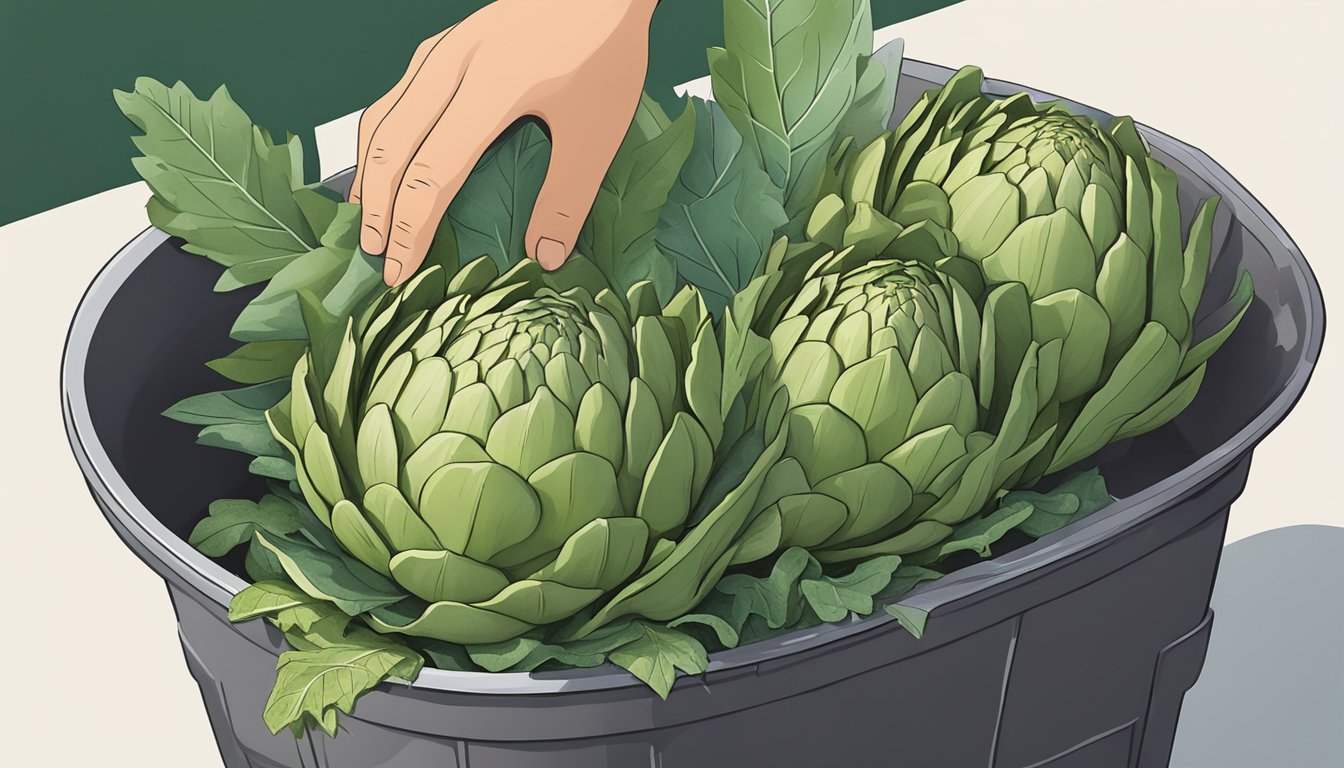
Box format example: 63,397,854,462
799,555,903,622
834,39,904,150
884,603,928,639
1049,322,1181,472
163,380,289,426
468,621,646,673
874,564,943,601
412,638,479,672
255,532,407,616
116,79,317,286
579,94,696,301
1178,269,1254,379
907,501,1035,564
1009,468,1113,538
607,622,708,699
656,99,786,316
709,0,872,223
446,121,552,271
228,580,315,622
206,340,307,385
230,244,351,341
264,640,422,736
250,456,298,482
197,421,286,459
245,541,288,582
189,496,304,557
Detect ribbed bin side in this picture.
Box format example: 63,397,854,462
168,460,1245,768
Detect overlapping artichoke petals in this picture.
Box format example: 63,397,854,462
801,65,1250,495
270,258,771,645
755,250,1058,565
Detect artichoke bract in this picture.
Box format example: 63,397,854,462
737,249,1056,565
802,66,1252,483
263,257,784,644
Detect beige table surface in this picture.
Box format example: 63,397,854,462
1,0,1338,765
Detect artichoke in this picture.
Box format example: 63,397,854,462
799,66,1252,483
733,249,1057,565
263,257,785,645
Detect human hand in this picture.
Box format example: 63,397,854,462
350,0,658,285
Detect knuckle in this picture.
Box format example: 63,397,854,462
400,167,443,194
358,108,383,136
366,146,393,166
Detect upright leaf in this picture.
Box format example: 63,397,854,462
709,0,871,224
657,99,787,315
834,38,905,150
579,94,697,301
446,121,552,271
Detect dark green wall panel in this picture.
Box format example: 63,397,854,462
0,0,962,225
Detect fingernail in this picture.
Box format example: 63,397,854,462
536,238,568,271
361,226,384,255
384,259,403,286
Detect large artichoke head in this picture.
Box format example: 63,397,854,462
265,257,781,644
741,249,1057,566
803,66,1252,484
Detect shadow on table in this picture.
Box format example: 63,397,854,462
1170,524,1344,767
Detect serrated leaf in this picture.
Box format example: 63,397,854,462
116,78,317,285
189,496,304,557
799,554,903,622
715,546,817,629
579,94,696,301
264,641,423,736
709,0,872,224
446,121,552,271
607,622,708,699
229,580,314,622
657,99,786,315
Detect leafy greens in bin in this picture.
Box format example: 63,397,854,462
119,0,1251,738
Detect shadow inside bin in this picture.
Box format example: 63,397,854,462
1170,524,1344,768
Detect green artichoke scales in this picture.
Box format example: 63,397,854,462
735,249,1057,565
800,66,1252,485
264,257,785,644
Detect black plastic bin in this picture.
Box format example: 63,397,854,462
62,57,1325,768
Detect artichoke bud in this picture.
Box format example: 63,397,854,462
750,252,1055,565
267,257,762,645
798,66,1252,486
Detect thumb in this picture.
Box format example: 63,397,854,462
525,130,616,271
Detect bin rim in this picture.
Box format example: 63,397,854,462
61,56,1326,696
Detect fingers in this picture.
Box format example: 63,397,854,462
356,40,471,254
381,85,511,285
525,118,629,271
350,29,454,204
